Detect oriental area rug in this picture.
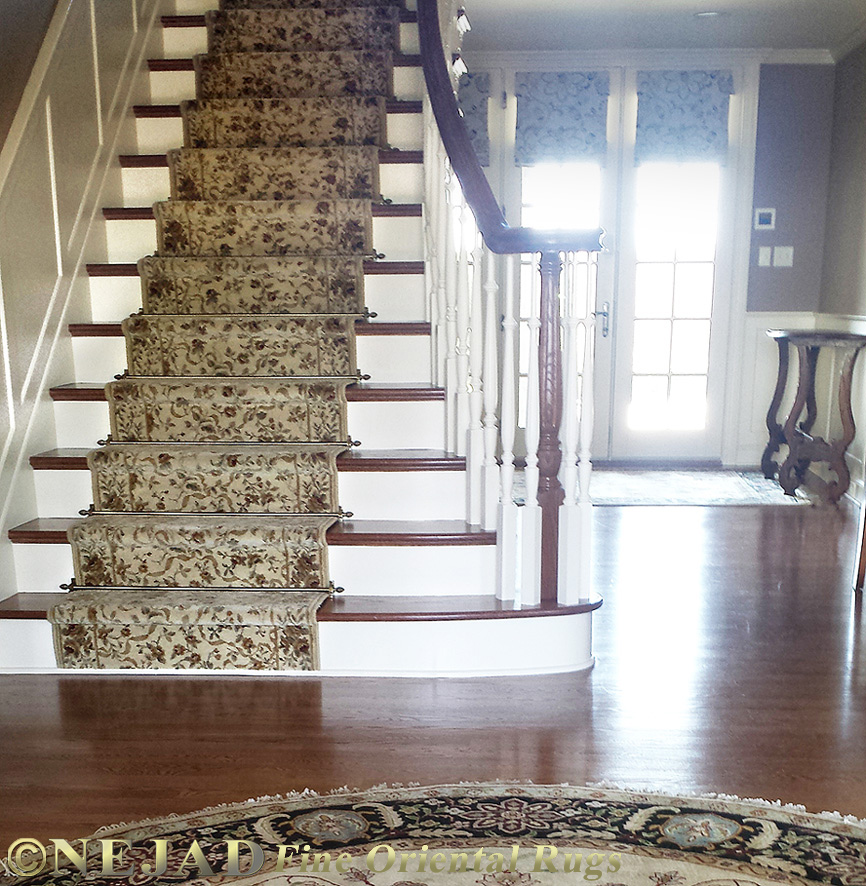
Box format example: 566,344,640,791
4,784,865,886
47,0,405,669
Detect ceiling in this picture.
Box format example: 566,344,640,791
462,0,866,54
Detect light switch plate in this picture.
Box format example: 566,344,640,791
758,246,772,267
774,246,794,267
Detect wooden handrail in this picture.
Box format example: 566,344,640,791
416,0,605,256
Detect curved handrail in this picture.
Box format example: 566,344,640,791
416,0,605,255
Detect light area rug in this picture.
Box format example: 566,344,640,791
513,471,810,506
5,784,864,885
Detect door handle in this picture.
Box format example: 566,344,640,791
593,302,610,338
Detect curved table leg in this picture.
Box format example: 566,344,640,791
826,345,864,504
761,337,789,479
778,344,814,496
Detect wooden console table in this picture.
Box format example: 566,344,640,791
761,329,866,504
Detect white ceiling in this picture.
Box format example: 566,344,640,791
462,0,866,55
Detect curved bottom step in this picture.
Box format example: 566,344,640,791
0,594,601,676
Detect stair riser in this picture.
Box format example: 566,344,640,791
33,468,465,520
88,273,427,323
104,215,423,262
0,612,593,676
148,66,423,105
11,542,490,597
71,333,432,383
53,399,446,449
121,163,423,206
134,112,422,154
160,22,418,59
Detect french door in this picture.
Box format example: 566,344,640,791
514,67,740,463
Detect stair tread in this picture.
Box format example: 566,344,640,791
68,321,430,336
159,10,418,27
49,382,444,401
148,54,420,71
102,203,422,219
133,100,421,117
119,149,422,166
0,592,598,622
31,448,465,471
86,260,424,276
8,518,492,546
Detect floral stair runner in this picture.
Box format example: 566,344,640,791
48,0,405,670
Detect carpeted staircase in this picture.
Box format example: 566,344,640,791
48,0,406,670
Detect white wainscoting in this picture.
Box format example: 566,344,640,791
0,0,168,597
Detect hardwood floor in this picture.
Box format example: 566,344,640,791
1,504,865,846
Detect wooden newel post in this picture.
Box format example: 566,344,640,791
537,251,565,603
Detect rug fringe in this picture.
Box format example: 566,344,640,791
91,779,866,838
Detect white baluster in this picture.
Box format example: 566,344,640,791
454,198,472,457
521,255,542,606
577,257,596,604
466,225,485,524
559,254,596,605
433,141,449,388
482,247,500,531
443,168,460,453
422,101,440,383
496,254,519,602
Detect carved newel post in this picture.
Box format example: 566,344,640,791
537,251,565,602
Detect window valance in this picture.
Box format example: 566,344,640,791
635,70,735,164
514,71,610,165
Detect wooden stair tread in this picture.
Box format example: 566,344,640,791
133,100,422,118
86,260,424,276
30,448,465,472
119,150,422,166
49,382,444,401
159,10,418,27
8,518,493,546
68,321,430,337
103,204,422,219
0,592,598,622
147,55,420,72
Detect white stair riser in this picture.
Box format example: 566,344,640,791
330,545,494,596
70,333,431,383
160,23,418,59
0,621,56,669
11,540,492,596
319,615,593,676
363,274,426,322
339,470,464,519
0,610,594,677
134,114,423,154
104,215,424,262
148,67,424,106
33,467,464,520
53,398,446,449
120,163,423,207
88,273,428,324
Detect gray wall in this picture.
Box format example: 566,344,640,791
747,64,835,312
0,0,59,148
820,41,866,316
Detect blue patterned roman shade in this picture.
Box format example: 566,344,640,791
514,71,610,165
458,72,491,167
635,70,735,164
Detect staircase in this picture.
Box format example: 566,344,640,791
0,0,600,675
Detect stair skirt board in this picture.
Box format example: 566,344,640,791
49,1,412,671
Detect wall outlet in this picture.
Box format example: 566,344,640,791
773,246,794,267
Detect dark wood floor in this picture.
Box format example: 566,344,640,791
2,503,865,846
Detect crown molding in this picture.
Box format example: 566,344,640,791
466,47,835,70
